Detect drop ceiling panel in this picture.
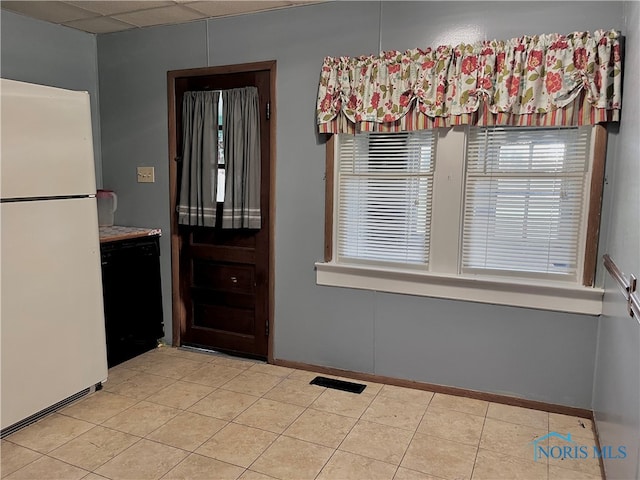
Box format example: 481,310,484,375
63,16,136,34
65,1,174,16
113,4,206,27
1,1,95,23
1,0,328,34
186,1,291,17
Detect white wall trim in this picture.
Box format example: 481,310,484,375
316,261,603,315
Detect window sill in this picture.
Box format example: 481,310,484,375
315,262,603,315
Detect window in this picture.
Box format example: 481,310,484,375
462,127,590,281
337,131,435,266
318,126,606,314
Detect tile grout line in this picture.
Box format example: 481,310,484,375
86,434,146,475
59,393,145,428
27,425,146,478
0,440,47,478
393,389,435,478
468,409,488,480
249,373,327,478
311,385,382,480
548,408,550,480
39,453,93,477
58,420,144,470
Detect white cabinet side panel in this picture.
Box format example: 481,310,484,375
0,198,107,429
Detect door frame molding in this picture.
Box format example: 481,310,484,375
167,60,276,362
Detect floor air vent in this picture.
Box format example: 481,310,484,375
310,376,366,394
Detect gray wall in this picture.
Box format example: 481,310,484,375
593,2,640,478
1,11,103,187
97,22,207,336
96,1,625,408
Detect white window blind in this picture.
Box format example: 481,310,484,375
337,131,435,265
462,127,591,279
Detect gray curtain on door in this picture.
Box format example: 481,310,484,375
221,87,262,229
177,90,219,226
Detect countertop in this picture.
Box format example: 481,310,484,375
99,225,162,244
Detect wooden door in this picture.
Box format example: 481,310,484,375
168,63,274,360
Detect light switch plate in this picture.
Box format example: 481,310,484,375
137,166,155,183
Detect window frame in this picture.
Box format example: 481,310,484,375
318,125,608,314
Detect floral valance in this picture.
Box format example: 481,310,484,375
317,29,622,133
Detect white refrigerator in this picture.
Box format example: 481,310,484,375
0,79,108,433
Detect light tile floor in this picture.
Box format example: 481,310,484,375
1,347,603,480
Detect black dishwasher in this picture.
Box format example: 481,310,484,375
100,235,164,367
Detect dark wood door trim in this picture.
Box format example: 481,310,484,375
167,60,276,363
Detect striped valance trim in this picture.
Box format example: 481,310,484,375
318,91,618,134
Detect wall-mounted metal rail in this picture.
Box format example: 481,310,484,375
603,254,639,319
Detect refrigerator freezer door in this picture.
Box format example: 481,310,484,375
0,197,108,430
0,79,97,200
